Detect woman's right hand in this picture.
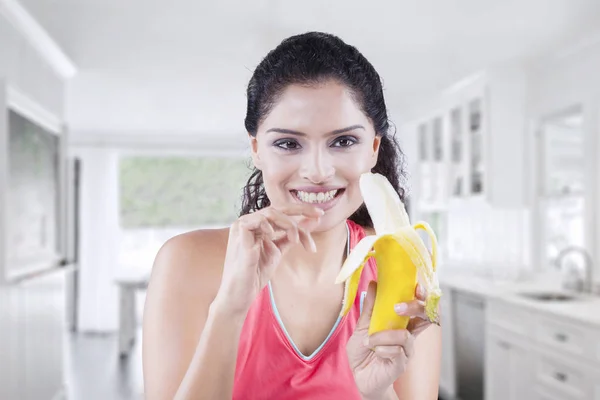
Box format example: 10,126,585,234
212,204,324,316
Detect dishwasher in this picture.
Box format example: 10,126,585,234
453,291,486,400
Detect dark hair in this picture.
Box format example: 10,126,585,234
240,31,407,228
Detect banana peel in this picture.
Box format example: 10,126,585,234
335,172,441,335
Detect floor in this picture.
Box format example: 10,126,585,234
65,328,145,400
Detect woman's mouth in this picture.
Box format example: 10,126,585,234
290,188,345,205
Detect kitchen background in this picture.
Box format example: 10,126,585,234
1,1,600,399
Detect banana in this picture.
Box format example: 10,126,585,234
335,172,441,335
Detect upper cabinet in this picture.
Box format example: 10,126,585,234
412,64,529,210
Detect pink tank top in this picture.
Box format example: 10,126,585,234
232,219,378,399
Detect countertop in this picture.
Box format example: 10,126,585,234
438,269,600,328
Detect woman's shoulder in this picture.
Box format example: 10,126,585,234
147,227,230,299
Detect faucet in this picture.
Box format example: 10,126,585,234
553,245,594,294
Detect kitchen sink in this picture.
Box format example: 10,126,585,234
517,291,579,302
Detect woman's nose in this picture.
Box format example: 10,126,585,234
300,149,335,183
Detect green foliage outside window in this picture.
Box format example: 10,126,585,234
119,156,253,228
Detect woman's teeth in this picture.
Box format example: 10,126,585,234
295,189,339,204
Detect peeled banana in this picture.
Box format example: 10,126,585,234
335,172,441,335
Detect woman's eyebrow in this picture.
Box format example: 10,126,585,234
266,124,365,136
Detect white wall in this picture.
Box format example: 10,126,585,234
66,68,250,135
0,13,65,117
69,147,120,332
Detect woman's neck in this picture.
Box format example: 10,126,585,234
278,220,350,284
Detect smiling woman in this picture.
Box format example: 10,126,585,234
142,31,441,400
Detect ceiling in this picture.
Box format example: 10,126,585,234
17,0,600,134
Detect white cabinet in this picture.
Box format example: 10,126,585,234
411,64,530,210
18,269,67,399
414,77,488,210
486,298,600,400
438,286,456,398
0,269,67,400
485,326,532,400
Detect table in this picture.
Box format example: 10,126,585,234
114,270,149,358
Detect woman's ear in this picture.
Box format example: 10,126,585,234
249,134,262,170
370,135,382,168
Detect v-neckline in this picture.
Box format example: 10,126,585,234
267,221,351,362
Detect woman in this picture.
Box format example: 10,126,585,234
143,31,441,399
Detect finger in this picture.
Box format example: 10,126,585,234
270,220,316,253
356,281,377,330
297,227,317,253
262,208,301,244
258,215,275,239
275,228,315,254
275,203,325,218
237,215,270,249
408,318,434,337
368,329,411,347
368,329,416,359
394,299,427,320
373,345,406,361
415,284,426,301
260,238,282,273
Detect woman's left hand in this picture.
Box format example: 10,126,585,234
346,281,435,400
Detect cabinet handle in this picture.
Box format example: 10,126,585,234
554,333,568,342
554,372,568,382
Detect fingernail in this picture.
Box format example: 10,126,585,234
395,303,408,314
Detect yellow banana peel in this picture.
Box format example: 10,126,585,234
335,172,441,335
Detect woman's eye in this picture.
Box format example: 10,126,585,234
332,136,357,148
274,139,300,150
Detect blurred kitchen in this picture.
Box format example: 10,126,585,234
1,0,600,399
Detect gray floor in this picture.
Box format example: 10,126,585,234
65,328,144,400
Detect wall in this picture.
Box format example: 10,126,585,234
66,68,249,135
0,12,65,117
69,146,121,332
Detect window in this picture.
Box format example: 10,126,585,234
117,155,252,269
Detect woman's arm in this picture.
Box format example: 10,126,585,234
143,229,241,400
392,325,442,399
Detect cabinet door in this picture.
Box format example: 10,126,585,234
485,328,532,400
467,97,485,197
0,284,23,399
454,292,485,400
438,287,455,397
18,269,66,399
418,121,434,203
449,106,465,197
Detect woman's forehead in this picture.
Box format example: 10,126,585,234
260,82,371,136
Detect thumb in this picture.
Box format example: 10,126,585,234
356,281,377,330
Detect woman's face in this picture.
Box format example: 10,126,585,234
250,80,381,230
